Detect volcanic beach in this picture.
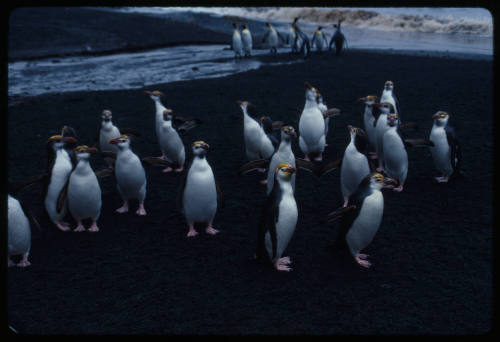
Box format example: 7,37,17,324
7,7,493,334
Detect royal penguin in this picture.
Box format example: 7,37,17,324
311,26,328,52
382,113,408,192
67,145,102,232
256,163,298,272
157,108,186,172
181,141,223,237
429,111,462,183
237,100,263,161
262,22,285,55
8,194,32,267
357,95,380,155
380,80,400,115
109,135,147,215
144,90,168,156
98,110,121,168
299,82,326,161
241,24,253,57
325,173,396,268
329,19,348,55
374,102,395,171
258,116,278,160
231,23,243,58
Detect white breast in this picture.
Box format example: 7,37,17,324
233,31,243,52
269,31,278,47
68,163,102,221
381,90,397,113
45,150,73,224
159,124,186,165
183,158,217,223
8,195,31,256
244,115,263,160
363,107,377,148
99,124,121,153
242,31,252,49
115,150,147,199
429,125,453,175
267,147,295,195
341,143,370,198
382,129,408,182
375,114,388,157
299,106,325,151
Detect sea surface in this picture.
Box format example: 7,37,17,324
8,7,493,98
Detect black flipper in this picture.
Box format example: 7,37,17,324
323,108,341,118
19,200,42,232
141,156,174,168
403,138,435,148
238,159,270,175
445,125,462,174
95,168,114,178
56,180,69,214
256,179,280,263
296,158,316,174
317,158,342,176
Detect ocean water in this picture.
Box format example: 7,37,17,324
8,7,493,98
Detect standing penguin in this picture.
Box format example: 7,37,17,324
8,194,32,267
357,95,380,155
231,23,243,59
262,22,285,55
109,135,147,215
256,163,298,272
237,100,263,161
429,111,462,183
241,24,253,57
311,26,328,52
144,90,168,156
181,141,222,237
299,82,326,161
287,17,299,53
324,173,396,268
374,102,395,171
329,19,348,55
318,95,341,147
294,26,310,57
157,109,186,172
67,145,102,232
382,113,408,192
380,80,400,116
258,116,279,160
98,110,121,168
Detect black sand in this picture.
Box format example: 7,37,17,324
7,7,493,335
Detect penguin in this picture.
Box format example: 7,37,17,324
262,22,285,55
340,126,372,206
299,82,326,161
8,194,32,267
241,24,253,57
44,134,78,232
157,108,186,172
109,135,147,215
294,26,310,57
380,80,400,116
374,102,395,171
318,95,341,147
382,113,408,192
67,145,102,232
311,26,328,52
329,19,348,55
286,18,299,53
231,23,243,59
429,111,462,183
258,116,279,160
144,90,167,153
357,95,380,155
324,173,396,268
256,163,298,272
237,100,263,161
98,110,121,168
181,141,222,237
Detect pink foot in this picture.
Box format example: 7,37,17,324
17,258,31,267
355,253,372,268
260,179,268,185
314,154,323,162
275,257,293,271
162,167,173,173
393,184,404,192
325,143,329,147
376,166,384,172
56,222,71,232
304,155,311,162
187,226,198,237
435,176,449,183
136,204,147,216
205,226,220,235
116,203,129,213
74,225,86,232
8,258,16,267
174,166,184,173
343,198,349,207
278,256,291,265
88,222,99,232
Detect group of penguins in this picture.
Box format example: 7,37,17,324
8,78,461,272
231,17,348,58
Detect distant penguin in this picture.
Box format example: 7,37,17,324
294,26,310,57
380,81,400,116
340,126,371,207
237,100,263,161
109,135,147,215
325,173,396,268
67,145,102,232
158,108,186,172
311,26,328,52
241,24,253,57
44,134,78,232
287,18,299,53
8,194,32,267
329,19,348,55
374,102,395,171
181,141,222,237
231,23,243,58
98,110,121,168
256,163,298,272
262,22,285,55
357,95,380,154
299,82,326,161
429,111,462,183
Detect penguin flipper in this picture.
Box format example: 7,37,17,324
14,174,48,194
175,118,202,134
296,158,316,174
119,128,142,137
445,125,461,172
141,156,173,168
323,108,341,118
324,205,356,223
238,159,270,175
399,122,418,130
56,180,69,214
403,138,435,148
95,168,114,178
317,158,342,176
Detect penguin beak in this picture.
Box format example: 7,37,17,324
63,136,77,143
347,125,353,132
143,90,152,96
290,131,297,137
201,143,210,150
382,177,397,187
109,138,119,144
284,166,297,174
432,113,440,119
86,147,98,154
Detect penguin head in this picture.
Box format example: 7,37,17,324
317,26,323,32
46,135,77,150
304,82,321,102
232,23,238,29
61,125,77,139
108,135,130,149
432,111,449,126
357,95,378,106
102,110,112,122
368,172,396,190
242,24,247,30
276,163,296,181
384,80,394,91
74,145,98,160
192,141,209,156
347,125,366,137
144,90,164,101
259,116,273,132
387,113,399,127
236,100,258,118
163,109,174,121
281,125,297,139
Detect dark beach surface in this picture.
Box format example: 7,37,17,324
7,7,493,335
